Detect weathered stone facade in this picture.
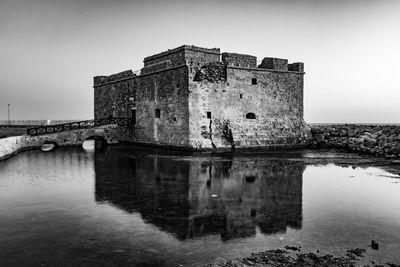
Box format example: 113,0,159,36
93,45,309,151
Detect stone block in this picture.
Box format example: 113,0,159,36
258,57,288,71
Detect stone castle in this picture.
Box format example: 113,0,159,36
93,45,309,150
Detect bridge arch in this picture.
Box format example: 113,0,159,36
41,140,59,152
83,135,108,150
26,123,121,152
85,135,108,143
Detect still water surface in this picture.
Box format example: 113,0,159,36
0,144,400,266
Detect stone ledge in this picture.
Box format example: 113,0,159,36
144,45,220,62
227,66,305,74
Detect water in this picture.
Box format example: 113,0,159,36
1,144,400,266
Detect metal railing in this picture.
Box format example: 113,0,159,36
27,117,133,136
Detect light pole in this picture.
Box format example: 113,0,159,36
7,104,10,126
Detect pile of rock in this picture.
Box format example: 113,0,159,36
193,62,226,83
310,124,400,158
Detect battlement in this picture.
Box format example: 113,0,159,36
255,58,304,72
140,60,173,75
222,53,257,68
143,45,220,68
94,46,304,88
258,57,288,71
144,45,220,64
94,70,134,86
140,45,304,75
288,62,304,72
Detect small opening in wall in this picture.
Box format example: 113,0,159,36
207,112,211,119
173,117,177,122
245,176,256,183
246,113,256,119
155,108,161,118
240,93,243,99
177,83,180,88
251,78,257,85
197,62,200,66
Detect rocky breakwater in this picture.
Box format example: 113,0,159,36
310,124,400,158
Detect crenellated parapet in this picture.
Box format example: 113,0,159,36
258,57,288,71
258,57,304,73
141,45,221,75
222,52,257,68
93,70,134,87
288,62,304,72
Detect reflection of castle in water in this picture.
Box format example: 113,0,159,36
94,147,304,241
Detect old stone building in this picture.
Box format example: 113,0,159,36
93,45,309,150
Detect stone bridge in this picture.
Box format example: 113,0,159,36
0,125,121,160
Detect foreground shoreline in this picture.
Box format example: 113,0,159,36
206,246,400,267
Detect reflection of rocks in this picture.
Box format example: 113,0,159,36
94,147,304,241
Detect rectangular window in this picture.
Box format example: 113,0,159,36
207,112,211,119
252,78,257,85
155,108,161,118
240,94,243,99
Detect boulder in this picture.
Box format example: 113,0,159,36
377,134,387,147
348,128,356,137
388,134,396,142
311,127,322,134
314,133,325,143
363,132,373,138
389,144,400,155
363,136,377,148
371,130,382,139
339,129,348,136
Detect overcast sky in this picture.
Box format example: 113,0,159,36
1,0,399,123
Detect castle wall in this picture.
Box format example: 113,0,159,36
94,66,190,147
188,66,308,150
143,45,220,68
133,66,190,147
185,47,220,67
93,70,135,119
222,53,257,68
143,46,186,67
258,57,288,71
